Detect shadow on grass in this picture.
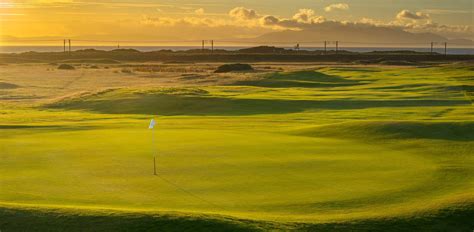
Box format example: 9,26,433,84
297,205,474,232
0,208,273,232
294,121,474,141
1,205,472,231
46,94,470,116
0,125,99,131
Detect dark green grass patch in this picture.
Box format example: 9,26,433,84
215,63,254,73
294,121,474,141
0,207,273,232
234,71,362,88
298,205,474,232
1,205,472,232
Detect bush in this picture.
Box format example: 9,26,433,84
121,68,133,74
57,64,75,70
214,63,253,73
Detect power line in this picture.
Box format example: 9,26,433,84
1,38,471,46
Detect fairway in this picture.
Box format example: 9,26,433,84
1,63,473,230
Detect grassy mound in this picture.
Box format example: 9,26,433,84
294,121,474,141
0,82,19,89
215,63,253,73
44,86,469,116
44,88,266,115
234,70,361,88
45,88,248,115
57,64,75,70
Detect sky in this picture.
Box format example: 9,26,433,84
0,0,472,45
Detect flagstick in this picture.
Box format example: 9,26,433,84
150,118,157,176
153,155,157,175
153,121,157,176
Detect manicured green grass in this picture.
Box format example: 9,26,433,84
0,64,473,230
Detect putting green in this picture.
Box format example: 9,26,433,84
0,125,445,221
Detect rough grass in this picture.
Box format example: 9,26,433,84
59,58,121,64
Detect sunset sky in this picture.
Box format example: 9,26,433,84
0,0,472,45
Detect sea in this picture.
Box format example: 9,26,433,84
0,46,473,55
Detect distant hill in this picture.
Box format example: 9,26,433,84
448,39,473,46
237,46,288,53
252,24,472,46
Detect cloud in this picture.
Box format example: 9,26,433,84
324,3,349,12
194,8,205,15
396,10,430,20
423,9,471,15
141,15,228,28
357,11,472,39
260,15,280,26
141,7,473,40
293,9,315,23
396,21,472,39
229,7,259,20
35,0,74,3
227,6,292,29
260,8,325,29
358,17,384,26
2,0,74,8
0,13,25,16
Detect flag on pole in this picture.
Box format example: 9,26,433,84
149,119,156,129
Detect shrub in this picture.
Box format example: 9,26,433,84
57,64,75,70
121,68,133,74
214,63,253,73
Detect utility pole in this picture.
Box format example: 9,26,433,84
211,40,214,53
324,41,327,55
202,40,205,51
430,42,434,55
444,42,447,56
336,41,339,54
68,39,71,55
63,39,66,53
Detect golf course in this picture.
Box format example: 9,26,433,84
0,61,473,231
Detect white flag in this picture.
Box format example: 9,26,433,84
148,119,156,129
